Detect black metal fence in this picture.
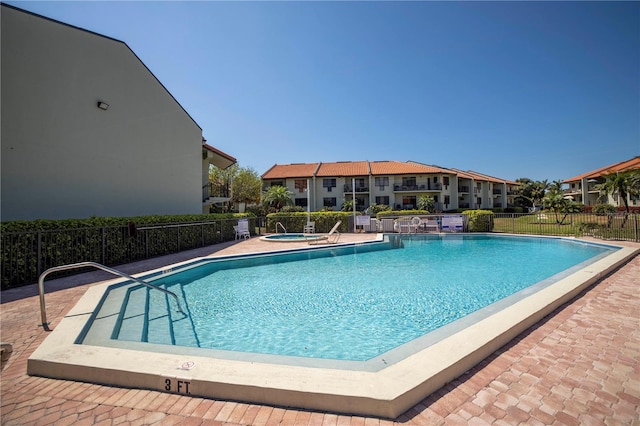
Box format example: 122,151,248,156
491,212,639,242
1,218,253,290
2,213,637,290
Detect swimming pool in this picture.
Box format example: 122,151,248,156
260,233,324,242
29,234,637,418
90,235,614,363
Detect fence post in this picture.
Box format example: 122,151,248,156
635,214,638,242
101,227,106,264
37,230,42,279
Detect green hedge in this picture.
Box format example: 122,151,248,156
0,213,253,233
376,210,431,219
266,212,350,233
1,213,254,289
462,210,494,232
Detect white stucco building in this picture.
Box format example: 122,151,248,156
1,4,235,221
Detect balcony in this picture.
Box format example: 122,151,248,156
493,189,502,195
344,185,369,193
393,182,442,192
459,186,470,193
203,183,230,204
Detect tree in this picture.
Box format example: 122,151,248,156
595,170,640,214
417,195,435,212
232,167,262,206
341,200,354,212
208,163,237,211
262,185,293,211
515,178,549,211
542,187,581,224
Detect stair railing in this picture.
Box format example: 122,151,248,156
38,261,185,331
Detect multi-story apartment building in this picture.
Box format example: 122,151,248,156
262,161,518,212
563,157,640,207
1,4,235,220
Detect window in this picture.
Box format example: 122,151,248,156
323,178,336,192
294,179,307,193
270,181,284,187
294,198,308,207
443,176,449,187
444,195,450,205
375,196,389,205
375,177,389,190
355,178,366,190
323,197,337,207
477,197,482,205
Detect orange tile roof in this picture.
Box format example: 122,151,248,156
467,170,517,185
563,156,640,183
369,161,451,175
315,161,370,177
261,160,516,184
261,163,320,179
202,143,237,163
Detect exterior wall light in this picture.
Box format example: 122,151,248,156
97,101,109,110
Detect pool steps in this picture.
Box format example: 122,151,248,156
115,285,199,348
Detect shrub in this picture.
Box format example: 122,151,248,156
462,210,494,232
593,204,616,215
266,212,349,233
504,207,524,213
368,203,391,216
376,210,430,219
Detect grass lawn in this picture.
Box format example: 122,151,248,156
493,213,639,241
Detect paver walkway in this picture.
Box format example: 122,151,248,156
1,236,639,425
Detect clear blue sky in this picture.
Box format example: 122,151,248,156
8,1,640,182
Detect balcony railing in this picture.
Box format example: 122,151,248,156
203,183,230,202
344,185,369,193
459,186,470,193
393,182,442,192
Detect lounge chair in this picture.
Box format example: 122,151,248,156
303,221,315,234
234,219,251,240
307,221,341,245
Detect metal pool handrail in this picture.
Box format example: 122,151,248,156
275,222,287,234
38,261,185,331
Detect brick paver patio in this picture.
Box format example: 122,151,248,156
1,236,638,425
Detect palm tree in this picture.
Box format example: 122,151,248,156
516,179,549,211
542,187,580,224
595,170,640,214
262,185,293,211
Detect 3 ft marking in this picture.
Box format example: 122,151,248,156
164,378,191,395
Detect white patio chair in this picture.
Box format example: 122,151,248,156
235,219,251,240
303,221,315,234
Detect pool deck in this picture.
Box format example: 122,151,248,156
1,234,639,425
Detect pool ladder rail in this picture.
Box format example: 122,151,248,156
275,222,287,234
38,261,186,331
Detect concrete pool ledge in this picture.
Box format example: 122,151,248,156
27,240,638,419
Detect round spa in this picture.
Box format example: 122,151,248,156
260,233,325,242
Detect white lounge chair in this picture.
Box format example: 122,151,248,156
303,221,315,234
307,221,341,245
234,219,251,240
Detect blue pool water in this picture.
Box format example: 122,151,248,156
261,233,324,242
111,235,615,361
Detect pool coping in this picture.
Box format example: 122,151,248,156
27,235,639,419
